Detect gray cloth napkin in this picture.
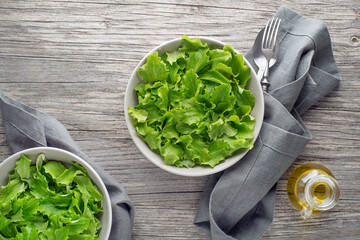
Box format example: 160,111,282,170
194,5,341,240
0,91,134,240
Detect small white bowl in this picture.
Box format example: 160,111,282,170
0,147,112,240
124,37,264,177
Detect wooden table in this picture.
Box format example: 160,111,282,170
1,1,359,239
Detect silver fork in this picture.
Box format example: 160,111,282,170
261,17,281,92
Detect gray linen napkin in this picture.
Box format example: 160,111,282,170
194,5,341,240
0,91,134,240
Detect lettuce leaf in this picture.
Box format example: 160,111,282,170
138,51,168,82
129,35,255,168
182,69,201,98
15,154,31,181
187,48,210,73
0,178,26,208
165,50,186,65
180,35,208,51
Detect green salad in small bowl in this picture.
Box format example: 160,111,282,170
0,147,112,240
125,35,264,177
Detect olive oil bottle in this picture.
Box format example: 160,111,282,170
287,163,340,219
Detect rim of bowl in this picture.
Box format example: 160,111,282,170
0,147,112,240
124,37,264,177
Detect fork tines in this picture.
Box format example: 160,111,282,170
262,17,281,50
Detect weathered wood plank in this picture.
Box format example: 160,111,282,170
0,0,359,239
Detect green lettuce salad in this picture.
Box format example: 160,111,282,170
128,35,255,168
0,154,103,240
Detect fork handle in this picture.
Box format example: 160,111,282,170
261,65,270,92
261,76,269,92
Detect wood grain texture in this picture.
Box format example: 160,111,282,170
0,0,359,239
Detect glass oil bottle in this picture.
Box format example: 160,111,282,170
287,163,340,219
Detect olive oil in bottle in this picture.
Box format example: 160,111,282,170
287,163,340,219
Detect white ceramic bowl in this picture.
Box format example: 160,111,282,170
124,37,264,177
0,147,112,240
